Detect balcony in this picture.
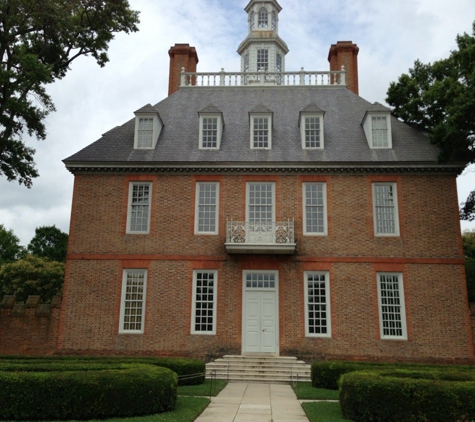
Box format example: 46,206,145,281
225,220,296,254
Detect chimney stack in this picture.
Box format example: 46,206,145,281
328,41,359,95
168,44,199,96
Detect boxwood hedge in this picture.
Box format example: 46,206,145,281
0,364,177,421
339,369,475,422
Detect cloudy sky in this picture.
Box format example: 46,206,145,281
1,0,475,246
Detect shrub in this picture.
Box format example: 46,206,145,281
339,369,475,422
0,364,177,421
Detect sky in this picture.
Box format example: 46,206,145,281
1,0,475,246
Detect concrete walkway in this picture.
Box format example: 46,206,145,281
194,382,309,422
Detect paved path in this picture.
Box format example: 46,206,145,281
194,382,309,422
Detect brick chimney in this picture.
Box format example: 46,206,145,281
168,44,199,96
328,41,359,95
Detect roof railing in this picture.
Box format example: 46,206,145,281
180,66,346,88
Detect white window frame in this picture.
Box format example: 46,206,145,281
134,114,161,149
126,182,152,234
372,182,400,236
195,182,219,234
199,114,223,150
191,270,218,335
303,182,327,235
258,7,268,28
300,114,324,149
377,272,407,340
304,271,331,338
246,182,276,223
363,113,392,149
119,269,147,334
250,114,272,149
257,49,269,71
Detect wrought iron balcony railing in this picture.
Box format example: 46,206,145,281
225,220,296,254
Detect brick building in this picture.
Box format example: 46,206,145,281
60,0,473,362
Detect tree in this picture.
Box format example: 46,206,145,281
0,0,140,187
27,225,68,262
462,229,475,302
0,224,25,265
0,254,64,302
386,22,475,220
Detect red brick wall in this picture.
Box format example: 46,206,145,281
168,44,199,96
56,171,474,362
328,41,359,95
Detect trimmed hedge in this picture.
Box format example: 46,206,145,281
0,364,177,421
339,369,475,422
0,355,205,385
311,360,473,390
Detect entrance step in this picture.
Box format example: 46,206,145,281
206,355,311,383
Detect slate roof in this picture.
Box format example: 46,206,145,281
64,85,449,170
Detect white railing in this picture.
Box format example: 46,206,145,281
226,220,295,245
180,67,346,88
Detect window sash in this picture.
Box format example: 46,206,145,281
128,183,151,233
304,183,326,234
258,8,268,28
305,116,321,148
248,183,274,223
373,183,399,235
201,117,218,148
252,116,270,148
192,271,217,334
196,183,218,234
120,269,147,333
137,118,153,148
257,49,268,71
305,272,331,337
377,273,407,339
372,116,389,147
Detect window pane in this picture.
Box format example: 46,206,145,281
194,272,215,332
306,273,330,336
249,184,273,223
122,270,145,331
257,49,268,71
202,117,218,148
305,117,321,148
197,183,217,233
305,184,325,233
258,8,268,28
137,118,153,148
130,184,150,232
374,184,396,234
372,116,388,147
253,117,269,148
378,274,405,337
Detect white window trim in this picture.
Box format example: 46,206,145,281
245,182,276,222
250,113,272,150
126,182,152,234
199,114,223,150
300,114,324,149
303,182,327,235
119,269,147,334
372,182,400,237
191,270,218,335
195,182,219,235
134,114,161,149
363,113,392,149
377,272,408,340
304,271,332,338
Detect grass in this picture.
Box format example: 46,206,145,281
301,401,351,422
178,379,227,397
292,382,339,400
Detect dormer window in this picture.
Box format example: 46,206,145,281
134,104,162,150
198,105,224,150
362,103,392,149
299,104,325,149
258,8,268,28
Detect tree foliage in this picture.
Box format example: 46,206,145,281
0,224,25,264
27,225,68,262
0,0,140,186
463,229,475,302
386,22,475,220
0,254,64,302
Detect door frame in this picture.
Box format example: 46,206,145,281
241,270,279,355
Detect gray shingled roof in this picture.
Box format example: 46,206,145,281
64,86,443,168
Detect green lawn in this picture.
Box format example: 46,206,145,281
292,382,339,400
178,379,227,397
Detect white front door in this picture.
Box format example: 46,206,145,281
243,271,278,354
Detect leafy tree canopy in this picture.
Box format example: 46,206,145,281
0,254,64,302
0,0,140,187
27,225,68,262
463,229,475,259
0,224,25,264
386,22,475,220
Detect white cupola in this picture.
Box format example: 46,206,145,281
237,0,289,74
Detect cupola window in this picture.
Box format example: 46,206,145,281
257,49,268,71
258,8,268,28
271,12,277,30
249,12,255,30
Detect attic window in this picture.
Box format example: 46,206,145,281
362,104,392,149
133,105,163,150
137,118,153,148
250,114,272,149
198,106,224,150
299,105,325,149
258,8,268,28
372,116,389,147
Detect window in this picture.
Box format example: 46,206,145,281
247,183,274,223
372,116,389,147
301,115,323,149
191,270,217,334
137,118,153,148
119,269,147,333
127,182,151,234
377,273,407,339
133,107,162,149
304,272,331,337
249,12,255,30
258,7,268,28
257,49,268,71
244,53,250,73
195,182,219,234
271,12,277,30
373,183,399,236
276,54,282,72
199,112,223,149
251,114,272,149
303,183,327,235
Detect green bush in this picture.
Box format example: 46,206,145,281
0,355,205,385
0,364,177,421
339,369,475,422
